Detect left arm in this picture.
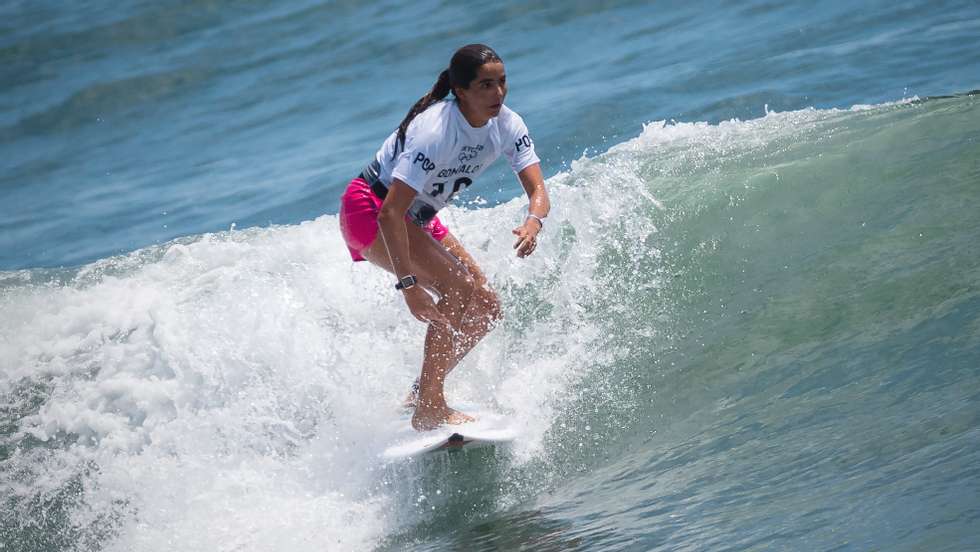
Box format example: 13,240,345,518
512,162,550,258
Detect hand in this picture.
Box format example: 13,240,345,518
401,286,449,327
512,219,541,258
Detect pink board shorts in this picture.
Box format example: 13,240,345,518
339,177,449,262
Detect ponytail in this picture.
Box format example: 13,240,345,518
393,69,452,158
391,44,502,160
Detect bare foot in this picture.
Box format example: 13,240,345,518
446,408,475,425
412,406,475,431
401,379,420,409
402,391,418,409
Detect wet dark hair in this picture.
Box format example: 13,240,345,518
393,44,502,158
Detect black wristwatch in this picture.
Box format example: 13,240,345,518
394,275,418,290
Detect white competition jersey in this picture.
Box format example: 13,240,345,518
373,99,539,224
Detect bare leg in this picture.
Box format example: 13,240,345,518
411,258,476,429
400,234,502,406
400,284,499,407
362,227,497,430
440,234,503,376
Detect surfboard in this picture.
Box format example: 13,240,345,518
381,405,517,460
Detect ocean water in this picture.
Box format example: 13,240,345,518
2,1,979,551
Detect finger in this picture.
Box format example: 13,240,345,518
426,306,449,324
522,238,537,257
428,315,450,328
431,308,448,321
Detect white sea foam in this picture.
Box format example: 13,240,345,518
1,174,624,548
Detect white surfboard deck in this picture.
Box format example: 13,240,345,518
382,405,517,460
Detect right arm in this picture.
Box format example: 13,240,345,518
377,179,448,326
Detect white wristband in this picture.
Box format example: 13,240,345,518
526,214,545,230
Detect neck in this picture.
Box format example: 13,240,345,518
457,101,490,128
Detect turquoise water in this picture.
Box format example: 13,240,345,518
2,1,980,551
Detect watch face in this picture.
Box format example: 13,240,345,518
397,275,417,289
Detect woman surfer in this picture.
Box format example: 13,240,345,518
339,44,550,430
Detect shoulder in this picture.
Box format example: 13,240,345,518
496,104,530,134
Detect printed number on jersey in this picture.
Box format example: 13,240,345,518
430,177,473,202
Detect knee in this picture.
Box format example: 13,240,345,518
453,273,478,301
474,284,503,325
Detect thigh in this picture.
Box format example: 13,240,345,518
361,222,472,298
441,232,501,316
440,232,491,289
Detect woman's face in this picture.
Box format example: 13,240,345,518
456,61,507,124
